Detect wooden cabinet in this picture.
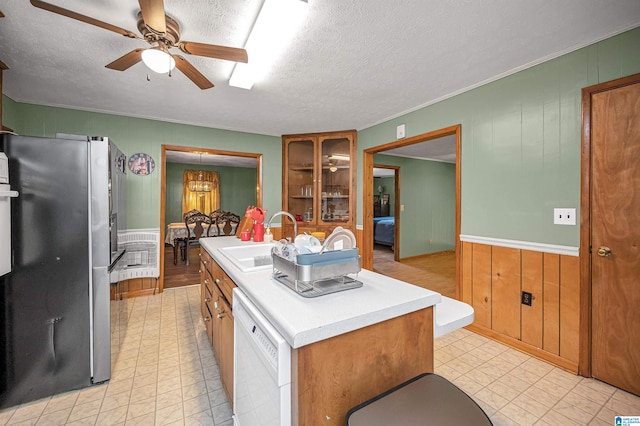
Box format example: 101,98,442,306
0,61,8,130
294,307,434,425
282,130,357,237
200,248,235,406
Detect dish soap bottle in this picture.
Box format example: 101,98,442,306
263,227,273,243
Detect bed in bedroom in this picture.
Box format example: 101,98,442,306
373,216,395,247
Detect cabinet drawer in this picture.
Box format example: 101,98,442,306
204,284,214,309
200,247,212,267
210,260,236,307
203,268,215,296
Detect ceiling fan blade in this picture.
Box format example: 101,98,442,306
178,42,248,63
0,10,5,18
173,55,214,90
30,0,138,38
138,0,166,34
106,49,145,71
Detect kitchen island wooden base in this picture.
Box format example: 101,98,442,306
292,306,434,425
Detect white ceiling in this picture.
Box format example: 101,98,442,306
1,1,639,138
165,151,257,167
383,134,457,163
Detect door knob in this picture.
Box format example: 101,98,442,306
597,246,612,257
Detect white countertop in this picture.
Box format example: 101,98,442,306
200,237,472,348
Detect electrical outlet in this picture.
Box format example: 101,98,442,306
429,239,432,245
400,204,405,212
397,124,406,139
554,208,576,225
521,291,532,306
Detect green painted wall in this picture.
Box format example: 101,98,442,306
2,95,18,128
4,28,640,246
375,154,456,256
165,162,256,228
358,27,640,247
2,103,280,229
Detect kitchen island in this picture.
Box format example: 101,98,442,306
199,236,472,425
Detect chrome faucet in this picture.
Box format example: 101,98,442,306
267,211,298,242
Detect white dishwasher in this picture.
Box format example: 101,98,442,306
233,288,292,426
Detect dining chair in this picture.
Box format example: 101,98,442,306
181,212,212,266
173,209,204,265
216,211,241,236
209,209,223,236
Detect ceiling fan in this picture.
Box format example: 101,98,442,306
30,0,248,90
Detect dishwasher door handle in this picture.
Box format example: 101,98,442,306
0,190,19,198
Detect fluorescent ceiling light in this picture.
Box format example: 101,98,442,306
329,154,350,161
229,0,308,89
142,42,176,74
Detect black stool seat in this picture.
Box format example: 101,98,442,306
346,373,492,425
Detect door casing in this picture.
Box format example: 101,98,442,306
362,124,461,299
159,144,263,293
579,72,640,376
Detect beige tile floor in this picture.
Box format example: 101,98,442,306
1,285,639,425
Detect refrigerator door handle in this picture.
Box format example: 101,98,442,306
0,190,19,198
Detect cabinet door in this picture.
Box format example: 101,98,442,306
204,287,215,345
219,297,234,407
200,249,212,319
319,133,355,226
284,136,317,227
210,283,223,359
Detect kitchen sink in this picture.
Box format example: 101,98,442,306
218,243,276,272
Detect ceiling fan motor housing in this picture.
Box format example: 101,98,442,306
137,11,180,46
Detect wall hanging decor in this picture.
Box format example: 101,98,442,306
128,153,155,175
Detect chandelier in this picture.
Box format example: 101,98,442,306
188,171,213,192
188,154,213,192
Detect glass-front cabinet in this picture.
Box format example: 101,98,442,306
282,130,356,236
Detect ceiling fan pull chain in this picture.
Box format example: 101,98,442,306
147,74,151,82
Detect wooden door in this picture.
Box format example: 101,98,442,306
590,77,640,395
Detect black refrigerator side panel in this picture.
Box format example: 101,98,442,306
0,135,92,409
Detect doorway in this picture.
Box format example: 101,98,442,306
363,124,461,298
159,144,263,292
372,165,399,262
580,73,640,395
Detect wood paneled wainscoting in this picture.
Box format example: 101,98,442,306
110,278,158,300
460,238,580,373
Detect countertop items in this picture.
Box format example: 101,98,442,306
200,237,471,348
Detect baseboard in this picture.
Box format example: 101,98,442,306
111,287,158,300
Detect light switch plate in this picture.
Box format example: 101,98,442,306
554,208,576,225
397,124,406,139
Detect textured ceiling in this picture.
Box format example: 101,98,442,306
1,1,639,137
166,150,257,167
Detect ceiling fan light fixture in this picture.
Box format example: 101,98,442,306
141,42,176,74
229,0,308,89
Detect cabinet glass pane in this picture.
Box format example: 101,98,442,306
287,139,314,223
320,137,350,223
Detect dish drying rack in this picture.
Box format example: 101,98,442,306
272,248,363,297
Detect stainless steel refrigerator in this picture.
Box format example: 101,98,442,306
0,134,127,409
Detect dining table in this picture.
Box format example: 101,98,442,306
165,222,218,264
165,221,238,264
